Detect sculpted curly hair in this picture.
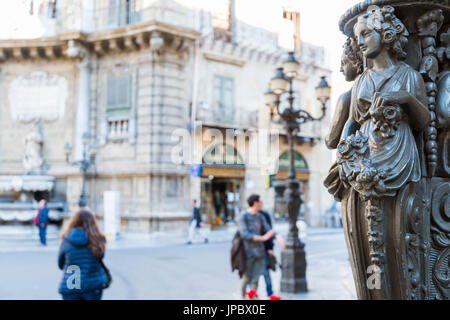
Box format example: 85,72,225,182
355,5,409,60
343,37,364,75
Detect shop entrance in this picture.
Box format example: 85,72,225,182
200,143,245,228
211,178,242,224
201,176,244,228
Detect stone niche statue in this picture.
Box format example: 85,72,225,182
325,1,450,300
23,122,44,175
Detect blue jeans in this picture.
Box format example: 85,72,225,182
62,289,103,300
263,251,273,296
38,225,47,245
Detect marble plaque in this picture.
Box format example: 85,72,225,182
8,71,68,122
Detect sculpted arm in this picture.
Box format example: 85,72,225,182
325,90,352,149
341,114,360,140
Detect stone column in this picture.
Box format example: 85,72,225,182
74,58,91,160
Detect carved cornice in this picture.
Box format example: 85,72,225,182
87,21,199,42
0,21,200,62
203,51,246,67
201,38,287,68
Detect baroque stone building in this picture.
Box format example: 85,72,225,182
0,0,333,231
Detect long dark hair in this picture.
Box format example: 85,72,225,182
60,209,106,258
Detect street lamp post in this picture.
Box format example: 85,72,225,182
64,132,99,208
264,51,331,293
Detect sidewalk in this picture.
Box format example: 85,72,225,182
0,222,344,252
0,223,355,300
108,221,331,249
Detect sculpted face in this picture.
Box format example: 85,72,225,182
340,54,359,82
355,21,383,59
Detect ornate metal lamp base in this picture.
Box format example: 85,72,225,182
280,244,308,293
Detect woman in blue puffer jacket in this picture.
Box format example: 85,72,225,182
58,209,109,300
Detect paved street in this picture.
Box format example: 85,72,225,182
0,224,356,300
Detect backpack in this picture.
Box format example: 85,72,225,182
34,209,42,226
230,230,246,278
231,213,253,278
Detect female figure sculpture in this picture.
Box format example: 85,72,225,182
336,5,431,299
324,37,363,201
340,5,430,195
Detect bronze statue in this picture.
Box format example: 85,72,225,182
327,1,450,300
324,37,363,201
340,6,430,196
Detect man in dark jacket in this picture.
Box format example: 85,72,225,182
186,200,208,245
58,228,108,300
37,199,49,246
239,194,274,298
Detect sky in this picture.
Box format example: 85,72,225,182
232,0,362,109
178,0,363,104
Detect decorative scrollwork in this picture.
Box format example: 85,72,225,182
431,182,450,234
430,182,450,299
403,186,422,299
433,248,450,299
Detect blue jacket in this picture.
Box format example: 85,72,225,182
192,207,202,227
38,207,49,225
58,228,108,294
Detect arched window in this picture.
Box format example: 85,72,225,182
277,151,308,171
202,144,244,167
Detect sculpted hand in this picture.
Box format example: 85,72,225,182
278,238,287,250
373,91,411,108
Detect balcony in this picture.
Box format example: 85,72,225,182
107,117,130,141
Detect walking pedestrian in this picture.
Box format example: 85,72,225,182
259,209,286,299
34,199,49,246
58,209,110,300
239,194,276,299
186,200,208,245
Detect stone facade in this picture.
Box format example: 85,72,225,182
0,0,334,230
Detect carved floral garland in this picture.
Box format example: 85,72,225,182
337,103,404,296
